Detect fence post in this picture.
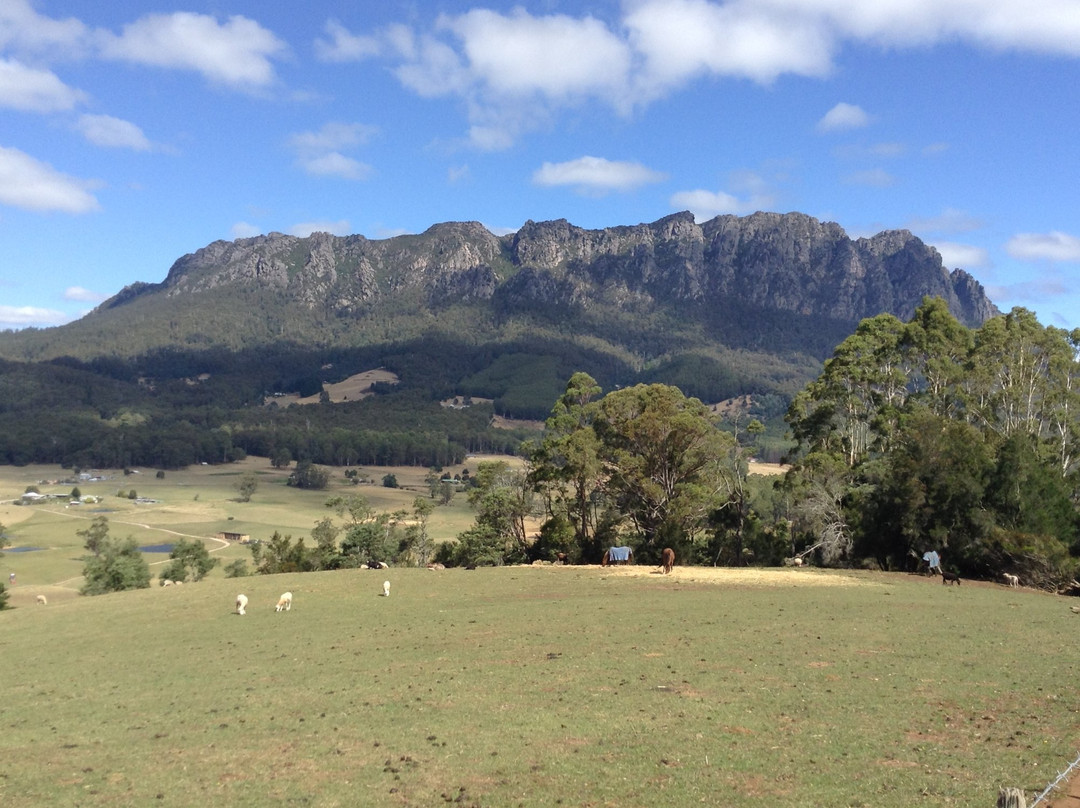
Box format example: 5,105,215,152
997,787,1027,808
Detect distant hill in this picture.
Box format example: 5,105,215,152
0,211,999,465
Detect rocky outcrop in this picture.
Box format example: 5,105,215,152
102,211,999,329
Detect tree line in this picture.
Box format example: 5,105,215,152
431,299,1080,589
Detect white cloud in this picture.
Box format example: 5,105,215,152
670,189,760,219
933,241,990,269
446,9,632,102
0,145,100,213
288,220,351,237
314,19,381,62
843,168,895,187
77,114,151,151
533,156,666,194
624,0,833,93
1006,231,1080,262
817,102,870,132
0,304,71,329
760,0,1080,56
0,57,85,112
98,12,287,89
231,221,262,239
289,123,377,181
318,0,1080,148
289,122,378,153
64,286,107,303
298,152,373,181
0,0,90,57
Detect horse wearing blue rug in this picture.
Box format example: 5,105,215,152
602,546,634,566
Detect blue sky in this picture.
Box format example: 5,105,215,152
2,0,1079,332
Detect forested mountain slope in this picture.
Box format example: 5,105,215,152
0,211,999,468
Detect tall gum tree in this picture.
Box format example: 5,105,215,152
593,383,735,555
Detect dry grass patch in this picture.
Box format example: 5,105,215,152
263,368,400,406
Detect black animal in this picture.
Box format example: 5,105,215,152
941,570,961,586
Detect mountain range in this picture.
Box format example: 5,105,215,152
0,210,999,419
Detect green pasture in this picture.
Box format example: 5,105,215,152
0,458,483,596
1,565,1078,807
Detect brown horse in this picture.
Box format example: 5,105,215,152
660,547,675,574
602,546,633,566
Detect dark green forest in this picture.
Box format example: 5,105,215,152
0,320,801,470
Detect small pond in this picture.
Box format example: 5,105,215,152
139,543,175,553
3,546,44,553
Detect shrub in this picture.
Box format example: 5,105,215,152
81,536,151,595
224,559,249,578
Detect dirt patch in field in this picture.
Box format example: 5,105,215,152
490,414,544,431
747,460,788,476
264,369,399,406
535,563,875,588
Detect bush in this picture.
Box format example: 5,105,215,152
288,461,330,490
223,559,249,578
81,536,151,595
161,538,219,583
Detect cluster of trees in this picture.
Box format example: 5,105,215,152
76,517,221,593
245,494,437,573
78,517,152,595
781,299,1080,588
431,300,1080,588
431,374,760,568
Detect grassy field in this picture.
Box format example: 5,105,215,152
3,460,1080,806
1,564,1079,807
0,457,491,600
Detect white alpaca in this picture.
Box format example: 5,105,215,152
383,580,391,597
236,594,248,615
36,594,47,605
276,591,293,612
1003,573,1020,588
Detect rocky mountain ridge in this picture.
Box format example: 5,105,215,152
104,210,997,328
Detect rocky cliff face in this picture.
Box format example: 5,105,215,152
106,211,998,329
502,211,997,326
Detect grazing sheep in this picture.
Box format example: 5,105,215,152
275,591,292,612
161,579,173,587
36,594,47,605
236,594,248,615
1003,573,1020,588
793,557,804,567
382,580,391,597
426,563,446,570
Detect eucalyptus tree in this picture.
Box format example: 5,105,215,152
592,383,736,556
787,313,906,468
900,295,972,417
527,372,605,551
466,460,535,561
